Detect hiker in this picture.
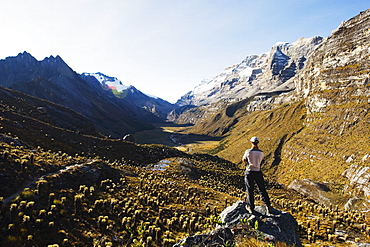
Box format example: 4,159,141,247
242,136,272,214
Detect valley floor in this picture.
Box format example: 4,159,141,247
135,122,222,154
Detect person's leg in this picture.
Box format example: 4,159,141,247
254,171,271,209
245,171,255,211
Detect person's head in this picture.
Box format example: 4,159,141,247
250,136,259,145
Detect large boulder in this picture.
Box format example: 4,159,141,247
288,179,332,206
174,200,301,247
221,200,301,246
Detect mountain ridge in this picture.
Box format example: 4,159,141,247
0,52,177,137
80,72,175,120
176,36,324,106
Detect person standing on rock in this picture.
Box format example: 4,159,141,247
242,136,272,214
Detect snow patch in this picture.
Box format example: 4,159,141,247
83,72,129,92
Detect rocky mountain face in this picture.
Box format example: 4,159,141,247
177,36,323,106
176,9,370,211
0,53,173,137
281,8,370,209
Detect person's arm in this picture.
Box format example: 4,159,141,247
242,150,249,163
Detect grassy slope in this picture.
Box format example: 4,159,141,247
215,101,307,179
183,95,369,192
2,84,370,246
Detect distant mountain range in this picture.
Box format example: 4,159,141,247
0,33,339,137
0,53,175,137
177,36,324,106
80,72,175,120
1,9,368,140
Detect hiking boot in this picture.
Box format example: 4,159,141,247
245,204,253,214
266,206,274,215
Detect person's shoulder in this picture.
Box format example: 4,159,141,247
251,148,263,153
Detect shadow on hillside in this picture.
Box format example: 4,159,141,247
135,122,222,148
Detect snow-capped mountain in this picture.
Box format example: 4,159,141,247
80,72,176,120
177,36,324,106
81,72,129,92
0,52,173,137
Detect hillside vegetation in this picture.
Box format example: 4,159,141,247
0,86,305,246
3,71,370,247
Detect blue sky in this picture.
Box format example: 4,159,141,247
0,0,368,103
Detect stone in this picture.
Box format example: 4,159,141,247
122,134,136,143
219,200,251,228
362,154,370,163
174,200,302,246
343,196,369,211
342,164,370,211
288,179,332,206
173,227,233,247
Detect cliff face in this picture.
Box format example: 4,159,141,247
278,9,370,183
296,10,370,101
296,9,370,114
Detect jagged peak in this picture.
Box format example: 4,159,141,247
42,54,66,64
269,36,323,55
1,52,69,69
17,51,34,58
177,35,324,106
293,36,324,46
2,51,38,63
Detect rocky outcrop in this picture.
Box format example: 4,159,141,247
342,164,370,211
288,179,332,207
296,9,370,101
175,200,301,246
342,164,370,198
